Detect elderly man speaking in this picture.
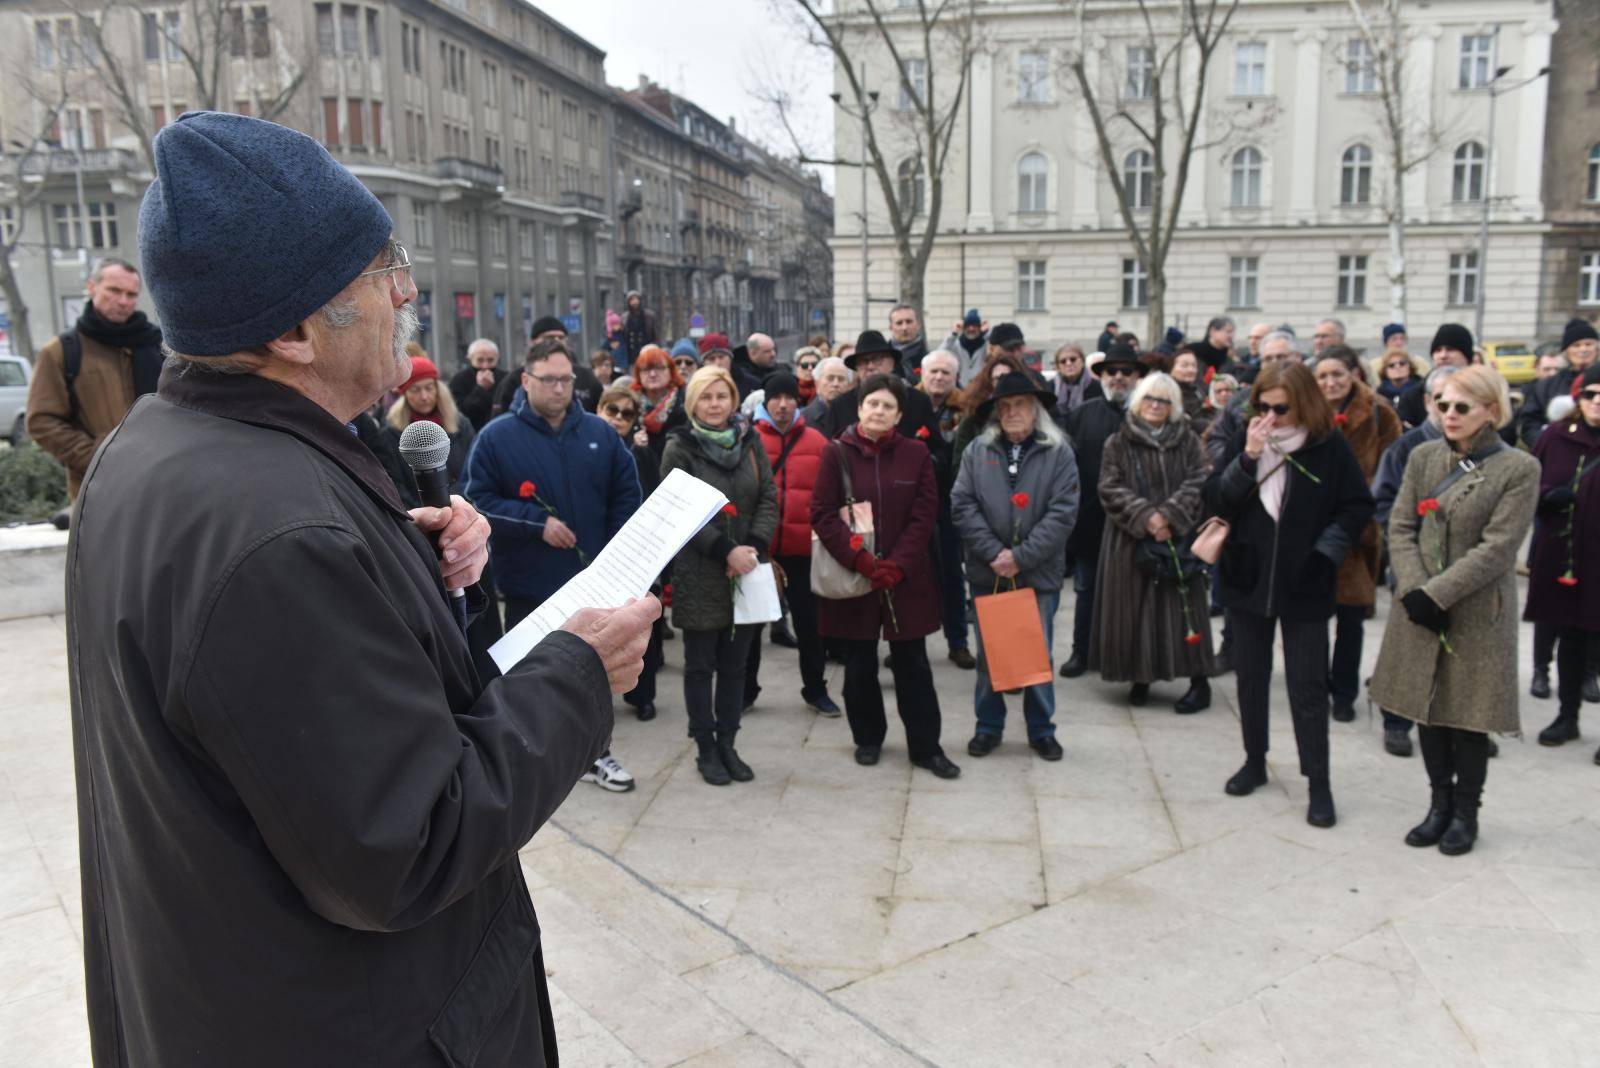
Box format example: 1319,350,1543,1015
66,113,656,1066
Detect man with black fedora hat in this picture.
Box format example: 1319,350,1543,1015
64,112,656,1067
1059,340,1145,677
815,329,941,443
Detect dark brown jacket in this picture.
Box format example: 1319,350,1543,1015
25,331,137,496
1334,383,1403,608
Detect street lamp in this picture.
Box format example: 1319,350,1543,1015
831,66,878,335
1474,45,1550,343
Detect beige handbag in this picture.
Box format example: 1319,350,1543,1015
810,444,876,599
1190,516,1230,564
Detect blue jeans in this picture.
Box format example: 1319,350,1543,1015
973,589,1059,740
936,503,969,652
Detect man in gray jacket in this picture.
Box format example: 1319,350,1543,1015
951,372,1080,762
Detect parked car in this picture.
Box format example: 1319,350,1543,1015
1482,341,1536,385
0,354,31,445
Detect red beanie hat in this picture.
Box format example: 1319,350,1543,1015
698,332,730,355
399,356,440,394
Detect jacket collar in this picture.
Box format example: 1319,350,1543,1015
157,364,408,518
514,394,583,436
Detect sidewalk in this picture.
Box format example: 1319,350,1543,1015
4,595,1598,1065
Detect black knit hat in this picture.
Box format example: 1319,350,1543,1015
531,315,567,339
1560,317,1598,351
1429,323,1474,359
762,371,800,400
989,322,1025,349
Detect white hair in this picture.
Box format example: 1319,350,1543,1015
467,337,499,358
921,350,959,374
1130,371,1185,420
980,397,1067,448
816,355,851,380
1261,330,1301,357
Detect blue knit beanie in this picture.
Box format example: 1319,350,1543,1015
138,112,392,356
1381,322,1406,343
670,338,700,361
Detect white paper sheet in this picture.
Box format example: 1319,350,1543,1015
489,468,729,673
732,562,783,625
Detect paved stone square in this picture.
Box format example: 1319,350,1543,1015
4,590,1599,1065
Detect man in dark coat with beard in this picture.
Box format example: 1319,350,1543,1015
66,111,656,1068
1058,341,1144,677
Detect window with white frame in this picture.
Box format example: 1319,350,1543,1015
897,157,925,215
411,202,430,248
448,210,474,253
1587,144,1599,202
1452,141,1485,202
543,228,558,267
1336,254,1368,307
1340,144,1372,205
1581,252,1600,305
1345,37,1376,93
1017,152,1048,212
1123,149,1153,210
1234,42,1266,96
1458,33,1493,89
1228,256,1259,308
899,58,926,111
1230,147,1263,207
52,201,119,249
1125,46,1153,99
1018,50,1051,104
1448,251,1479,305
1017,260,1046,311
1121,257,1148,309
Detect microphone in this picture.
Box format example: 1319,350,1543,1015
398,420,469,630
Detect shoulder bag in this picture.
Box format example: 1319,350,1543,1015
1192,454,1292,565
1129,451,1208,583
810,442,876,599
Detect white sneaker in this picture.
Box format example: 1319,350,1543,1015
584,752,635,792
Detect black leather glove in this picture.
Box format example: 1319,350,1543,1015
1541,486,1577,512
1401,588,1449,634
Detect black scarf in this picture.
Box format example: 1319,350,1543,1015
77,306,165,397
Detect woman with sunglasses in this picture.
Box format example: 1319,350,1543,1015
1051,343,1102,412
792,346,823,406
599,385,667,722
1205,361,1374,828
1374,351,1428,427
1370,367,1540,853
629,344,687,460
1523,365,1600,762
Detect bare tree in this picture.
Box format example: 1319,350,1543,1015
73,0,305,172
0,95,70,362
1065,0,1248,337
762,0,978,323
1343,0,1447,324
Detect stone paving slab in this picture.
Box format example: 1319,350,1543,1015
4,588,1600,1065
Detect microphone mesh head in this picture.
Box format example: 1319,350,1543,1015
398,419,452,470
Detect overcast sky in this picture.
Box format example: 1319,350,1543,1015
534,0,836,188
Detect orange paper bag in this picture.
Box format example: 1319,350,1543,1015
972,587,1053,691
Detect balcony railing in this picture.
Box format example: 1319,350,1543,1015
559,189,605,214
431,156,504,190
705,253,726,276
12,147,142,179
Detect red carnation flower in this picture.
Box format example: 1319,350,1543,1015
1558,572,1579,588
519,481,537,499
1416,497,1440,518
1011,492,1031,509
1184,631,1203,646
915,426,930,439
1333,413,1349,428
849,534,865,551
721,503,738,517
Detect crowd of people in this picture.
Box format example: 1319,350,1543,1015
26,261,1600,854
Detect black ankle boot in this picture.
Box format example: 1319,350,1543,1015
1529,666,1551,699
695,736,731,786
1225,758,1268,796
1129,682,1150,707
1538,713,1580,746
1174,678,1211,714
1060,649,1087,678
1439,809,1478,855
1404,788,1454,847
717,735,753,782
1306,777,1336,828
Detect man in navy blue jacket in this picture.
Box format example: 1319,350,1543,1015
467,337,644,791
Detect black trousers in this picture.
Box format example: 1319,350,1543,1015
1327,603,1366,707
1418,724,1490,812
744,554,829,704
1555,626,1597,719
682,625,757,739
1231,610,1330,780
840,636,944,762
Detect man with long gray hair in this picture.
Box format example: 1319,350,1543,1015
64,112,656,1066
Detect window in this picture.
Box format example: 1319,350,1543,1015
1017,260,1046,311
1125,46,1153,99
1123,149,1153,210
1587,144,1599,202
538,88,552,128
543,228,558,266
322,97,339,147
449,210,474,253
1580,251,1600,305
411,202,431,248
35,20,54,67
900,58,926,111
1228,256,1259,308
1345,37,1375,93
1447,251,1479,306
346,98,364,147
229,5,270,58
897,157,925,215
1459,33,1493,89
366,9,380,56
339,4,359,54
489,221,506,259
0,206,16,244
1234,42,1266,96
401,22,422,74
511,75,527,118
519,222,535,259
52,201,119,249
315,5,334,54
1017,152,1048,213
1230,147,1263,207
1121,258,1148,309
1336,254,1368,306
566,230,582,265
370,101,382,150
483,63,499,108
1340,144,1372,205
1452,141,1485,202
1018,50,1050,104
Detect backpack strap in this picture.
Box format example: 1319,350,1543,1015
1423,440,1510,502
59,332,83,426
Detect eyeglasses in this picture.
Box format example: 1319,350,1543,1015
1256,403,1292,416
356,243,413,295
603,403,639,419
528,373,575,389
1438,400,1478,416
1103,368,1136,379
1386,361,1411,370
1581,389,1600,402
797,360,819,371
674,359,697,370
